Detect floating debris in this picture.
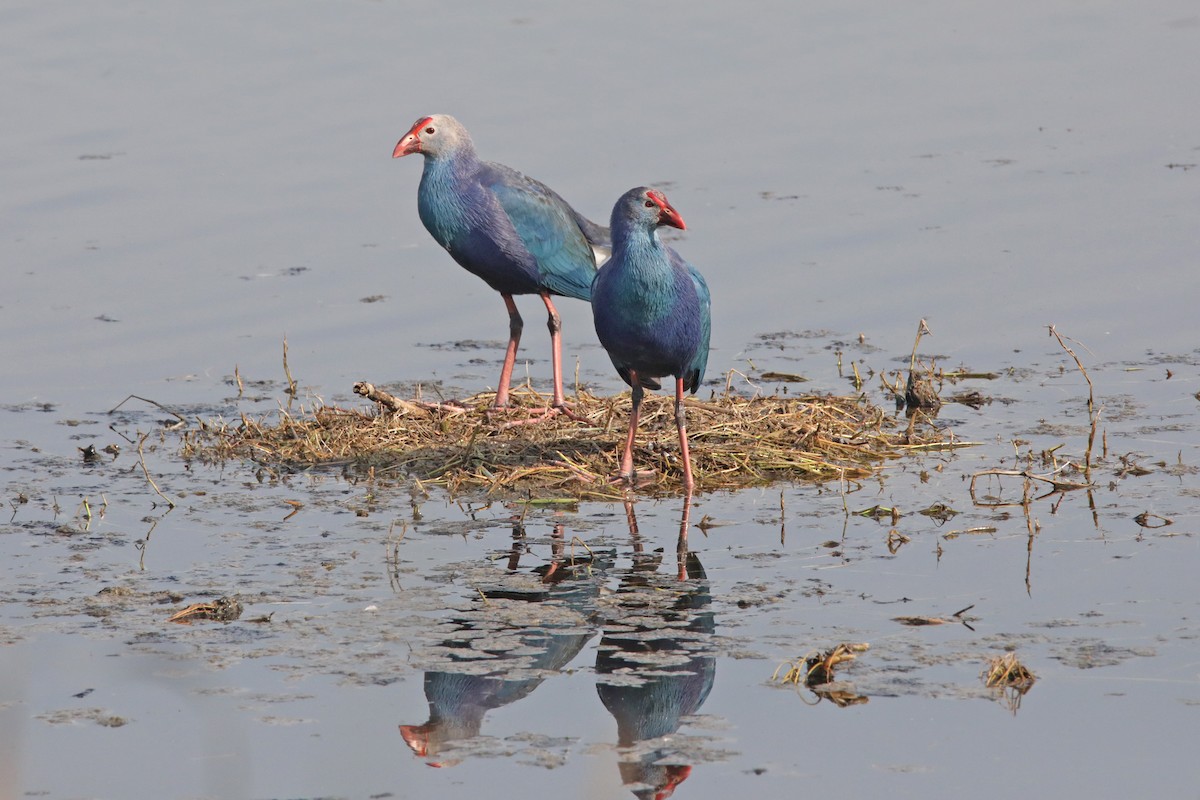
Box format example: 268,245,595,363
758,371,808,383
918,502,959,523
1132,512,1172,529
772,643,871,707
942,526,998,539
167,596,243,624
773,642,869,686
855,505,902,523
886,529,910,553
892,615,950,626
948,389,990,409
983,652,1036,690
893,604,977,630
983,651,1036,713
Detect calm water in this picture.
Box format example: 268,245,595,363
2,2,1198,798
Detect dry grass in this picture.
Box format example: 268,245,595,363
181,383,961,499
983,652,1036,690
983,651,1036,713
773,642,870,686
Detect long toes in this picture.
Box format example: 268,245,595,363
552,402,590,423
496,406,563,429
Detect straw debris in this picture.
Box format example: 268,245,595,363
166,596,243,625
181,383,959,498
983,651,1036,713
773,642,870,686
772,643,872,707
982,652,1036,690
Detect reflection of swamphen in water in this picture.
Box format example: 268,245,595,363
592,187,711,492
393,114,609,419
401,523,610,766
596,500,716,799
400,627,588,767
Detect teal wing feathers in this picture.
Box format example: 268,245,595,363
482,162,599,301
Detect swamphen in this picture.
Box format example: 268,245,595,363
393,114,609,417
592,187,711,493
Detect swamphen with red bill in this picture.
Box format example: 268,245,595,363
393,114,609,417
592,187,711,493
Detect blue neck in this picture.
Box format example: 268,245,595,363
612,218,667,269
417,148,480,244
608,220,678,321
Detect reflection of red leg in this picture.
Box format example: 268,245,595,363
506,520,526,571
619,377,644,484
494,294,523,409
623,498,640,542
675,377,695,494
624,499,650,562
542,521,566,582
677,492,691,581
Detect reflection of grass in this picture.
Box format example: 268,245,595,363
181,382,966,498
983,652,1036,714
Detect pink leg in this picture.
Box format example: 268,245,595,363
619,374,644,484
675,377,695,493
494,294,523,409
540,292,568,409
494,292,588,427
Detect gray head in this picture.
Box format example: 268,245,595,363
611,186,687,234
392,114,474,159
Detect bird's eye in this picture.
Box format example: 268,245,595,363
644,200,655,208
424,127,435,135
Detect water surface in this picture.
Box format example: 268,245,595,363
2,2,1198,798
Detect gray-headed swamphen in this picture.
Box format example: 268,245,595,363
393,114,609,419
592,187,711,493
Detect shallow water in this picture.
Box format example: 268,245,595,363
3,1,1199,798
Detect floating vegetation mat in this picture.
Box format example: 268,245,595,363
181,385,962,499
